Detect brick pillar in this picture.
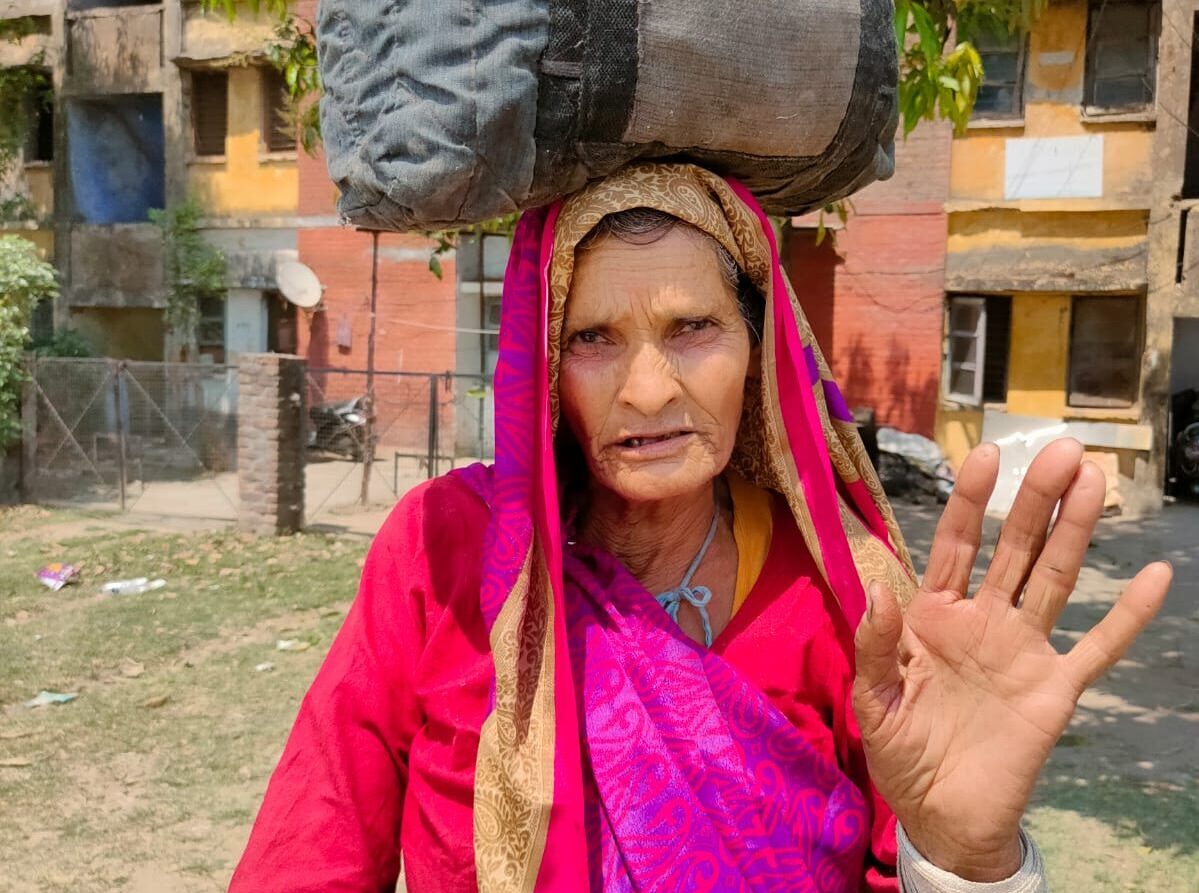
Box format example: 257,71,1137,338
238,354,306,534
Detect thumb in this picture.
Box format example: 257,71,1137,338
853,582,904,730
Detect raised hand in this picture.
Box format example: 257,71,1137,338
853,439,1171,881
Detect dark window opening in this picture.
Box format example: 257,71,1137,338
30,299,53,346
191,70,228,158
260,67,294,153
267,290,298,355
1182,13,1199,198
944,294,1011,406
1068,296,1142,408
982,295,1011,403
0,15,52,37
1177,208,1189,284
1085,0,1159,112
971,29,1026,119
24,70,54,163
67,0,151,10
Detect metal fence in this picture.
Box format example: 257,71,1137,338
19,358,496,525
23,358,240,518
303,368,494,523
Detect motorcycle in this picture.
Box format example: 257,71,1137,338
1168,388,1199,499
307,396,375,461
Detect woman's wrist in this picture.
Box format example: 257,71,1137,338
899,823,1024,882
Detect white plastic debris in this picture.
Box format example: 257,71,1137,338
101,578,167,597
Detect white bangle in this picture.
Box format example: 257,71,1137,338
895,823,1048,893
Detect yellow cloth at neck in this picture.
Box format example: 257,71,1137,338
728,470,774,616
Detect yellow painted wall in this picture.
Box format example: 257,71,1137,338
947,208,1147,255
1006,293,1071,417
70,308,165,361
186,66,297,217
24,165,53,220
934,407,984,471
0,228,53,256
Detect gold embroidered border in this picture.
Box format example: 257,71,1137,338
474,546,555,893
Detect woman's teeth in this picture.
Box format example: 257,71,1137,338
625,433,677,447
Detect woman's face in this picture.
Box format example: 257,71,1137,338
560,226,754,507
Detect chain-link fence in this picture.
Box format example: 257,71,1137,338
23,358,240,519
303,368,494,523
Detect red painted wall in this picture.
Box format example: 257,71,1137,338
783,123,951,437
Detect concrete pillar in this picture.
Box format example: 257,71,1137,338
237,353,305,534
19,357,38,504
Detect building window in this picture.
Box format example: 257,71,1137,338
484,294,502,356
266,290,298,355
191,70,228,157
197,295,226,364
944,295,1011,406
1068,296,1141,408
972,30,1025,119
23,71,54,163
260,67,294,153
66,95,165,224
1182,13,1199,198
1085,0,1159,112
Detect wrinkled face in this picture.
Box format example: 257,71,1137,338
559,226,754,506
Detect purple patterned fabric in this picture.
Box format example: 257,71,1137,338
821,380,855,424
803,345,854,423
562,544,871,892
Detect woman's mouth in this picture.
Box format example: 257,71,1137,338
613,431,692,457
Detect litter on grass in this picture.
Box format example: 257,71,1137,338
24,690,78,709
37,563,80,591
101,578,167,597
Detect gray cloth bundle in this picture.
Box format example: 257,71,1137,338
317,0,898,231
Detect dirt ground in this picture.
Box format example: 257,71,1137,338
37,454,465,534
0,496,1195,892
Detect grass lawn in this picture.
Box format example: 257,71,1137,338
1,512,367,892
1,506,1195,891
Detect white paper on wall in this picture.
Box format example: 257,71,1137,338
1004,135,1104,200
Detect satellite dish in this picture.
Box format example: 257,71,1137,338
276,260,323,308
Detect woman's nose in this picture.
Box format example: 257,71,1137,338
617,343,681,416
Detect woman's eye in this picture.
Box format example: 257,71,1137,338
574,330,602,345
681,318,713,333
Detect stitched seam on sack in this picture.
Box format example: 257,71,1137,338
332,11,366,148
453,0,483,222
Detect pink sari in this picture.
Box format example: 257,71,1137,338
465,164,916,892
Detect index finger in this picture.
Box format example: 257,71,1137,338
921,442,999,596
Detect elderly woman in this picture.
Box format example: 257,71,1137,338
230,164,1170,892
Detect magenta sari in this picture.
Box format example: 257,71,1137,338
465,164,915,892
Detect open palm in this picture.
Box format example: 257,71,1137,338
853,439,1171,881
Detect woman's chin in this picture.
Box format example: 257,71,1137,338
596,457,723,506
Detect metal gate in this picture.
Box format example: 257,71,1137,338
303,368,494,523
22,358,240,519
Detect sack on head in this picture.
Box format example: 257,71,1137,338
317,0,898,231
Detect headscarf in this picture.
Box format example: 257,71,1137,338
457,163,916,892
